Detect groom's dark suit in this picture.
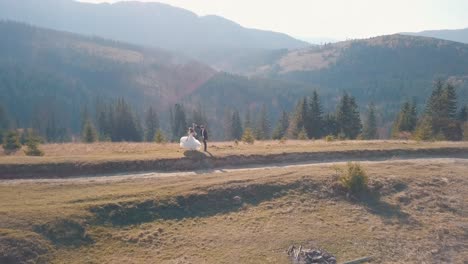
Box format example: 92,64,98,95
200,128,208,152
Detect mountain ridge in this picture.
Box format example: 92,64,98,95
403,27,468,44
0,0,309,60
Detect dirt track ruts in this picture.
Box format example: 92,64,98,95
1,147,467,180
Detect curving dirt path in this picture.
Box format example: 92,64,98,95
2,157,467,185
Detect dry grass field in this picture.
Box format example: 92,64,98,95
1,140,468,165
1,156,467,263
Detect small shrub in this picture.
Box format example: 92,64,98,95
24,135,44,156
82,120,97,143
2,131,21,154
297,128,308,140
242,128,255,144
339,162,369,195
325,135,335,142
279,137,287,144
154,129,166,144
34,219,91,246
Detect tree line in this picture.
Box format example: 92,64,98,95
1,80,468,149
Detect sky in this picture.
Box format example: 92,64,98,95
78,0,468,41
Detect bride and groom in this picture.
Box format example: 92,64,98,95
180,124,208,152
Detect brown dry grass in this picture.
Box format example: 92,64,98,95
1,140,467,165
1,158,467,263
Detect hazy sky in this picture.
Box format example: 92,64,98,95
79,0,468,40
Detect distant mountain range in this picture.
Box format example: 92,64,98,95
403,28,468,44
1,0,468,139
252,34,468,119
0,0,309,71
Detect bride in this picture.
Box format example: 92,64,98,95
180,126,202,150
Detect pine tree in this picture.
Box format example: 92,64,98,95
458,105,467,122
336,94,362,139
82,119,97,143
170,104,187,141
2,130,21,154
363,103,378,139
392,101,418,137
272,111,289,140
426,79,444,118
323,113,339,137
463,122,468,141
244,109,252,130
24,132,44,156
113,98,142,142
231,110,243,140
241,127,255,144
154,129,166,143
0,104,9,142
223,109,233,140
297,127,309,140
191,104,207,127
256,105,271,140
444,83,457,119
288,97,308,139
145,107,159,142
413,117,433,141
423,80,461,140
306,91,323,139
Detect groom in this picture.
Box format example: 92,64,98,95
199,125,208,152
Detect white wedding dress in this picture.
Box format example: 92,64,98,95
180,132,202,150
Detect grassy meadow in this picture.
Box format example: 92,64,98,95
1,140,468,165
1,157,467,263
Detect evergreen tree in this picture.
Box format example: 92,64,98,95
154,129,166,143
336,94,362,139
426,79,444,118
306,91,324,139
231,110,243,140
423,80,461,140
241,127,255,144
244,109,252,130
463,122,468,141
170,104,187,141
223,109,233,140
392,101,417,137
82,119,97,143
145,107,159,142
458,105,468,122
444,83,457,119
255,105,271,140
191,104,207,127
272,111,289,140
288,97,308,138
0,104,9,142
363,103,378,139
413,117,433,141
297,127,309,140
2,130,21,153
24,132,44,156
323,113,339,137
113,98,142,142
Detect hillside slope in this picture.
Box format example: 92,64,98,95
254,34,468,117
0,0,309,70
0,21,215,132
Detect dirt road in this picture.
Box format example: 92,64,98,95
2,157,467,185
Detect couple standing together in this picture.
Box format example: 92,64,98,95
180,124,208,152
